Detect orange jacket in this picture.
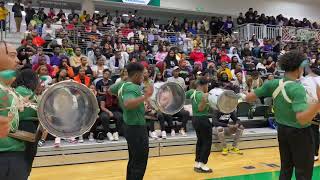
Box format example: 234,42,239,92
73,75,91,87
53,66,75,78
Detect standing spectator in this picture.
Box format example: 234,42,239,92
25,1,35,27
47,8,56,19
223,16,234,35
12,0,24,32
0,1,8,31
237,13,245,25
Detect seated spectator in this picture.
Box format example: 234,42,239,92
115,69,128,83
110,50,126,75
251,43,261,58
53,55,74,78
243,56,256,72
217,62,232,81
114,37,126,52
265,56,276,73
50,45,62,67
17,36,37,54
219,50,231,64
53,69,70,83
228,47,241,63
70,47,86,68
138,50,149,68
256,59,267,75
231,63,243,80
88,48,107,66
36,65,53,89
103,43,114,60
31,47,50,65
42,20,55,40
129,44,141,61
92,57,109,80
95,69,112,97
97,90,123,141
230,56,240,70
241,43,252,57
126,37,135,54
189,47,205,65
145,102,158,139
212,110,244,155
155,45,168,64
232,71,246,92
167,66,186,90
141,68,153,92
164,49,179,76
73,67,91,87
32,55,54,77
73,56,93,77
193,35,203,50
251,71,263,89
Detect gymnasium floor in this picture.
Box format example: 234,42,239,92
31,147,320,180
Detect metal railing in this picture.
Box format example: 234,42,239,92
65,25,226,53
236,23,320,42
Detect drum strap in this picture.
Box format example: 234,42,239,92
190,90,198,103
118,82,132,99
272,79,294,103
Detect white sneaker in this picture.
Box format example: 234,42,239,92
315,156,319,161
171,129,176,137
78,135,84,143
89,132,95,142
194,162,200,168
161,131,167,139
113,132,119,141
107,132,114,141
180,129,187,137
196,163,213,173
150,131,158,139
54,138,61,148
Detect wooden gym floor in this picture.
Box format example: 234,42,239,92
31,147,320,180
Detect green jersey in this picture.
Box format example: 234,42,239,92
15,86,37,121
0,83,24,152
186,89,209,117
110,81,146,125
254,78,309,128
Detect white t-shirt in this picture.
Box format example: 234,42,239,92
300,75,320,104
167,77,186,90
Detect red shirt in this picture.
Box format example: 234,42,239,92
220,55,231,63
189,51,205,63
32,64,54,77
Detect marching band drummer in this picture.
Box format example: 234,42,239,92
0,41,30,180
300,66,320,161
185,77,213,173
109,62,154,180
246,51,320,180
12,68,40,178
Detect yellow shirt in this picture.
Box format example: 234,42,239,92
0,7,8,20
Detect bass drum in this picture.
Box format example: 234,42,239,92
208,88,239,114
37,81,99,138
150,82,185,115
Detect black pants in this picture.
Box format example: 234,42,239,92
158,110,189,131
124,124,149,180
0,152,29,180
0,20,5,31
311,124,319,156
91,111,122,134
278,124,314,180
192,117,212,164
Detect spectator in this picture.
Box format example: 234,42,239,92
189,47,205,65
256,59,267,75
73,67,91,87
50,45,62,67
74,56,93,77
115,69,128,83
53,69,70,83
237,13,245,25
37,65,53,89
53,55,74,78
251,71,263,89
109,51,126,74
219,50,231,64
155,45,168,63
138,50,149,68
92,57,109,80
12,0,24,32
0,1,8,31
241,43,252,57
96,69,112,96
24,2,35,27
223,16,234,35
88,48,107,66
217,62,232,81
32,55,54,77
167,66,186,90
164,50,178,75
31,47,50,65
42,20,56,39
70,47,85,68
265,56,276,73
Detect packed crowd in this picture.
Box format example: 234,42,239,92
5,1,320,149
237,8,320,29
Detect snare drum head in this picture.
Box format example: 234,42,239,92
217,90,238,114
38,81,99,138
154,82,185,115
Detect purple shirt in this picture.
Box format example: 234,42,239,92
50,55,62,66
31,54,50,65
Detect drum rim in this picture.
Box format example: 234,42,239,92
216,89,238,114
37,80,99,138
